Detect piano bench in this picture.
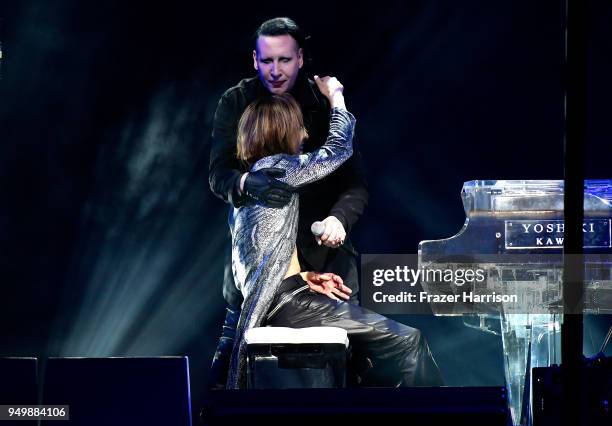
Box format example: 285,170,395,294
245,326,349,389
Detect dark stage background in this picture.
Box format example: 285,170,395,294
1,0,611,419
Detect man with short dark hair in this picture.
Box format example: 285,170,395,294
210,17,367,264
208,17,369,388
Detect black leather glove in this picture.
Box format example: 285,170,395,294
243,167,294,208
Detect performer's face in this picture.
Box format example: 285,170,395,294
253,35,303,95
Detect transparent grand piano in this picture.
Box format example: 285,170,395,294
418,180,612,426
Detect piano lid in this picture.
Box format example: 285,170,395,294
461,180,612,215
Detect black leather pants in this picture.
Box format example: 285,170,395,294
208,275,444,388
265,274,444,387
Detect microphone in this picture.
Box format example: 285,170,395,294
310,221,359,257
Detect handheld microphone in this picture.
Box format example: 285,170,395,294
310,221,359,257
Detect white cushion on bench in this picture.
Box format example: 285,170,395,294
245,327,349,348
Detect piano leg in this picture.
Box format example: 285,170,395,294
501,312,562,426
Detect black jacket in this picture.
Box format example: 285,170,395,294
209,73,368,307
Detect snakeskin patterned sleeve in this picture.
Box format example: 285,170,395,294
252,107,356,188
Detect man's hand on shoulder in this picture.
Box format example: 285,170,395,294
316,215,346,248
241,168,294,208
